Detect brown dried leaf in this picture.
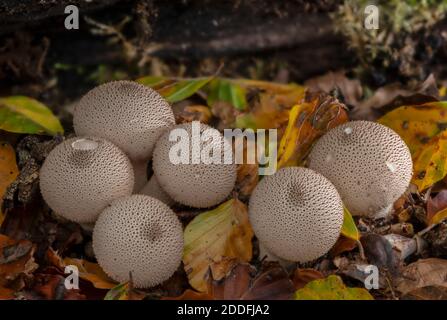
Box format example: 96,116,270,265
305,71,363,106
329,236,358,257
396,258,447,294
427,190,447,224
0,142,19,223
63,258,116,290
176,105,212,124
292,268,324,290
0,234,38,286
401,286,447,300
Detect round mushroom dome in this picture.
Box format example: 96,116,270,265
39,137,134,223
92,195,184,288
153,121,237,208
249,167,344,262
73,80,175,161
308,120,413,218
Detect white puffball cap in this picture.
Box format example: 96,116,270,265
92,195,184,288
39,137,134,223
153,121,237,208
73,80,175,161
308,120,413,218
249,167,344,262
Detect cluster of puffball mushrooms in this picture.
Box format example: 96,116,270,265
39,80,413,288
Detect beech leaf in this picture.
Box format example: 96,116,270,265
183,199,254,292
0,96,63,135
294,275,374,300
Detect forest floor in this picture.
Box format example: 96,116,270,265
1,0,447,300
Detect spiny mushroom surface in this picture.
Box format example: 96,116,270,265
92,195,183,288
249,167,344,262
139,175,175,206
73,80,175,162
308,120,412,218
40,137,134,223
153,121,237,208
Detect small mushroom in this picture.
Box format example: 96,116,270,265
92,195,183,288
249,167,344,262
73,80,175,190
138,175,175,206
308,120,413,218
152,122,237,208
39,137,134,223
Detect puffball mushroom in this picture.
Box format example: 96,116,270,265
249,167,344,263
39,137,134,223
152,121,237,208
92,195,183,288
308,120,413,219
73,80,175,190
139,175,175,206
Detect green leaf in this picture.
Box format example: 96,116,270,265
207,79,247,110
137,76,212,103
341,206,359,241
0,96,63,135
294,275,374,300
136,75,171,87
104,282,129,300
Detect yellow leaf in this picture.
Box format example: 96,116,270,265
63,258,116,289
341,206,359,241
412,130,447,191
235,83,306,130
183,199,253,292
0,143,19,224
378,102,447,155
277,93,348,168
430,207,447,225
0,96,64,135
104,282,145,300
294,275,374,300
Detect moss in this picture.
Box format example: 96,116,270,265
333,0,447,85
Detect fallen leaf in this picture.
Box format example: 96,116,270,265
378,101,447,155
176,105,212,124
427,189,447,226
341,206,360,241
63,258,116,289
354,75,439,121
293,275,374,300
183,199,254,292
164,289,213,300
0,142,19,224
26,273,85,300
137,76,212,103
0,234,38,298
396,258,447,294
235,83,305,130
207,79,247,111
412,129,447,191
329,236,358,257
0,96,64,135
305,71,363,107
292,268,324,290
401,286,447,300
208,262,295,300
277,92,348,168
360,233,399,275
104,281,145,300
241,264,295,300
